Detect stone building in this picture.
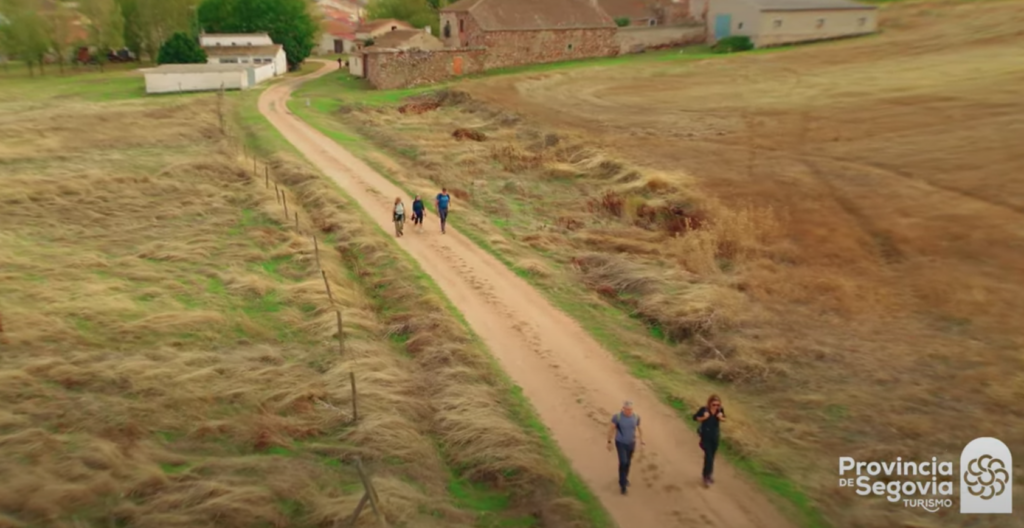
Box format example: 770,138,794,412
439,0,618,70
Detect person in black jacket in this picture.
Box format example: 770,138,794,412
693,394,726,487
411,195,425,233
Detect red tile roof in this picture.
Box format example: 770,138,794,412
322,18,356,39
442,0,616,30
356,18,414,33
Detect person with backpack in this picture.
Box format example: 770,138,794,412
393,197,406,237
693,394,726,487
435,188,451,234
606,400,644,495
411,195,425,233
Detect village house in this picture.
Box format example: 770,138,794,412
349,28,444,78
597,0,709,26
201,40,288,76
318,18,358,55
199,33,274,47
439,0,618,69
355,18,415,43
708,0,877,47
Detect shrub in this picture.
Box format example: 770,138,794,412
712,35,754,53
156,32,207,65
614,17,631,27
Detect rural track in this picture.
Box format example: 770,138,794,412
259,60,797,528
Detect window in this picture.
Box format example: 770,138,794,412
773,19,782,28
241,59,249,63
816,18,825,28
459,19,464,32
567,43,574,51
738,22,744,29
858,17,866,26
444,21,451,38
220,58,238,64
648,18,657,27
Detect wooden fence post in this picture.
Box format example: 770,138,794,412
322,270,335,305
313,235,321,269
341,457,386,528
349,370,357,422
282,192,289,219
274,182,280,204
295,211,300,230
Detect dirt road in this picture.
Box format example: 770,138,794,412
259,61,796,528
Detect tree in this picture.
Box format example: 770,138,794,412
365,0,442,36
157,31,205,63
614,17,630,27
197,0,317,70
43,0,78,73
0,0,49,76
81,0,125,71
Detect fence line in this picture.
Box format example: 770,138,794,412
242,146,373,524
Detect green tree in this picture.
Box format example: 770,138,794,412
197,0,317,70
0,0,49,76
614,17,630,27
365,0,444,36
157,31,206,63
43,0,78,73
81,0,125,71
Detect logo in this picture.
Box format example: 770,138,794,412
960,437,1013,514
838,456,955,511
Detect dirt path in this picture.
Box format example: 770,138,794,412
259,61,796,528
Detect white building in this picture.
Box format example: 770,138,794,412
199,32,274,47
202,44,288,76
708,0,877,48
140,63,275,94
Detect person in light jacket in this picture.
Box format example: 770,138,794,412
393,197,406,237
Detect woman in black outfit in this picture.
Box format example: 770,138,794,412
693,394,726,487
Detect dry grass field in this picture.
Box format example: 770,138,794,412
0,70,607,528
292,0,1024,526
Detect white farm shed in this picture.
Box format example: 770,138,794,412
199,33,274,47
203,44,288,76
141,63,273,94
708,0,877,48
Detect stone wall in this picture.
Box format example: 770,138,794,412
615,25,707,54
482,28,618,70
364,47,486,90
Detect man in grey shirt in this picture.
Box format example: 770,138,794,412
607,400,645,494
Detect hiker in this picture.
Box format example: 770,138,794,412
412,195,425,233
694,394,726,487
393,197,406,237
337,58,343,69
606,400,644,495
435,187,451,234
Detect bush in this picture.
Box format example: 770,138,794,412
712,35,754,53
614,17,631,27
156,32,208,65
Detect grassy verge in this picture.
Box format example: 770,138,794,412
284,56,830,528
232,85,614,528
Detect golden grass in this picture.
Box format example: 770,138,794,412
308,2,1024,526
0,86,588,527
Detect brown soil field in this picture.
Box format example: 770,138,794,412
310,1,1024,526
0,73,604,527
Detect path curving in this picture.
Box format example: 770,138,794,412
259,61,797,528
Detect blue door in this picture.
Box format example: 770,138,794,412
714,14,732,41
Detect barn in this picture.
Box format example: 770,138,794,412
439,0,618,70
140,63,272,94
708,0,877,48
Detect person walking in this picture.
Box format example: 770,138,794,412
606,400,644,495
412,195,425,233
693,394,726,487
435,187,451,234
393,197,406,237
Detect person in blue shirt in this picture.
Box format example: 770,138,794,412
412,195,425,233
435,188,451,234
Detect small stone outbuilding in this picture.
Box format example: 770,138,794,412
439,0,618,70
